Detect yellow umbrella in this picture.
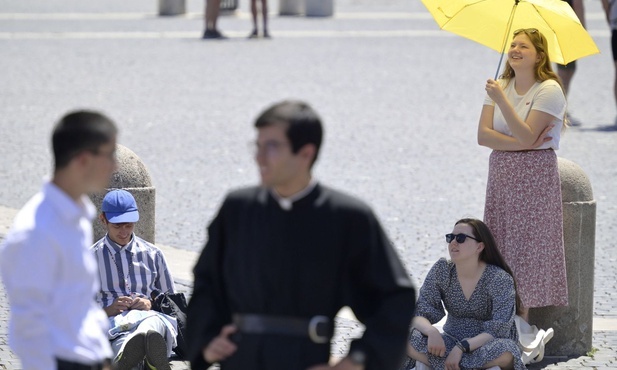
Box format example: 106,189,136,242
422,0,600,76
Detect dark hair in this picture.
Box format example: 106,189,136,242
52,110,118,171
254,100,323,167
455,218,523,314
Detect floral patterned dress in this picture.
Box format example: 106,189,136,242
400,258,525,370
484,149,567,308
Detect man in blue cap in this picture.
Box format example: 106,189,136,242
91,189,177,370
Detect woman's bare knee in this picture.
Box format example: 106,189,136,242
484,351,514,369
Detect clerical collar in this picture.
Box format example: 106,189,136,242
270,180,318,211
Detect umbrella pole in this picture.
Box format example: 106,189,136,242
494,1,519,79
494,52,506,80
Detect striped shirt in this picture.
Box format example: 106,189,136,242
91,234,176,309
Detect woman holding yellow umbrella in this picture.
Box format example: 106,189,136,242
478,28,568,322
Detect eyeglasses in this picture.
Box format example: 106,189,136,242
513,28,538,36
445,233,480,244
249,140,291,157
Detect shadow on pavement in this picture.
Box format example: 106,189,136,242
575,122,617,132
527,355,587,369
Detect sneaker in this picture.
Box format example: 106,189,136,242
202,29,227,39
145,330,171,370
115,332,146,370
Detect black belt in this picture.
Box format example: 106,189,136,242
56,358,110,370
233,313,333,344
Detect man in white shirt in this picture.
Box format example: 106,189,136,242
91,189,177,370
0,110,118,370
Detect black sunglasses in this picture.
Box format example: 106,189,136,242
445,233,480,244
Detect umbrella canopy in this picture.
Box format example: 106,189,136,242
421,0,599,65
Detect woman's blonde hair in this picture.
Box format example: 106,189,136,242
500,28,565,91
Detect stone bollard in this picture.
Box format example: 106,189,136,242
158,0,186,16
279,0,304,15
528,157,596,356
90,144,156,243
305,0,333,17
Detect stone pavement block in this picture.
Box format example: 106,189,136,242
528,358,577,369
0,361,18,370
591,359,617,367
581,361,615,367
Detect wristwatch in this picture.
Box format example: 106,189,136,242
348,350,366,366
460,339,471,353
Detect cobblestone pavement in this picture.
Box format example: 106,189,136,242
1,0,616,368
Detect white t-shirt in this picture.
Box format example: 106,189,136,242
483,79,566,150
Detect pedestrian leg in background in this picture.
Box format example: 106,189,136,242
602,0,617,123
249,0,270,38
612,30,617,124
203,0,226,39
262,0,270,38
614,57,617,124
558,0,585,126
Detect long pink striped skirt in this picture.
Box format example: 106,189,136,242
484,149,568,308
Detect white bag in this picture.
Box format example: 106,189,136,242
514,315,554,364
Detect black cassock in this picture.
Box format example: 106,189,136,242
187,184,416,370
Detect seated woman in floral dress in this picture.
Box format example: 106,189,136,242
401,218,525,370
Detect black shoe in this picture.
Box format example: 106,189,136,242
202,29,227,39
145,330,171,370
248,29,258,39
115,332,146,370
263,30,271,38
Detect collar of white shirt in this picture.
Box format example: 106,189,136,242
43,181,96,222
269,179,318,211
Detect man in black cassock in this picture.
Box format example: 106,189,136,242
186,100,416,370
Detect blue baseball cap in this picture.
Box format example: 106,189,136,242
102,189,140,223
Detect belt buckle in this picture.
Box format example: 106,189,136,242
308,315,329,344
